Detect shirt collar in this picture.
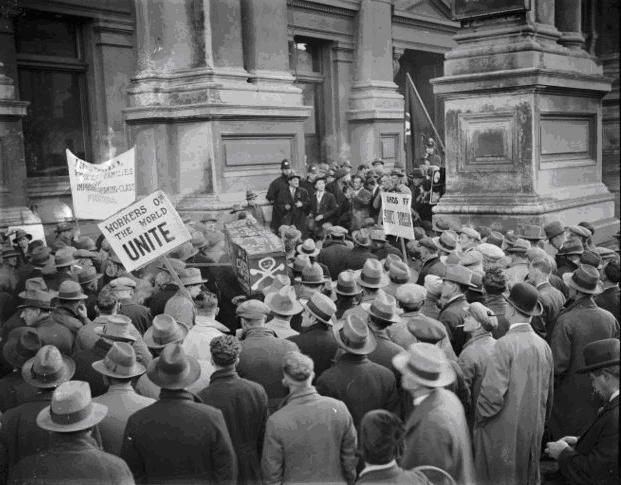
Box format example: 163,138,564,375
610,390,619,403
413,393,430,407
359,460,397,478
509,322,531,330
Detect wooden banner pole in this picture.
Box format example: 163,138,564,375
160,254,193,301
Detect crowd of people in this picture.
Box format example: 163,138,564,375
0,157,619,485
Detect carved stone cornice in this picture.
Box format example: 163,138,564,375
287,0,357,17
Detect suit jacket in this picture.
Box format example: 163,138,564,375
317,241,355,281
198,368,269,485
93,384,155,456
315,352,400,430
309,190,338,225
236,327,299,413
558,395,619,485
121,389,237,485
550,297,620,439
288,323,339,379
8,433,134,485
594,285,620,322
262,387,358,485
438,294,470,356
356,463,430,485
400,389,475,485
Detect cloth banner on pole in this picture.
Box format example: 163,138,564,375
381,192,415,240
97,190,191,273
67,147,136,220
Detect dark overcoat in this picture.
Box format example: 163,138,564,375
266,174,290,231
416,256,446,285
31,314,74,356
72,338,113,397
594,285,620,322
118,298,152,336
273,186,310,234
288,323,339,379
342,247,378,272
317,241,354,281
438,294,470,356
530,281,565,341
0,370,38,413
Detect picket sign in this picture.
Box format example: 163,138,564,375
381,192,415,240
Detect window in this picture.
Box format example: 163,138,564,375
15,13,90,178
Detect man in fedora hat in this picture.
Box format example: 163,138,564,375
163,268,206,330
235,299,299,413
265,285,303,339
308,175,338,236
262,351,358,485
504,238,531,289
294,262,329,302
316,226,352,280
267,159,293,232
288,292,339,379
11,229,32,267
0,328,41,412
14,246,54,295
526,256,566,342
595,259,620,321
121,343,237,484
341,259,390,323
438,265,476,356
393,343,475,485
243,189,266,226
44,247,79,292
92,342,154,455
198,335,269,485
341,230,378,272
545,338,619,485
415,238,446,286
78,266,103,320
7,381,133,485
333,270,363,319
110,276,153,335
473,282,554,485
555,239,584,279
149,257,185,317
50,279,91,339
52,221,77,247
549,265,620,441
316,314,400,429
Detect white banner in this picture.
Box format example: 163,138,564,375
98,190,191,273
381,192,415,239
67,148,136,220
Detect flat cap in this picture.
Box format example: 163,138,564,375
476,243,505,261
395,283,427,307
457,226,481,241
461,251,483,268
236,300,271,319
109,277,136,290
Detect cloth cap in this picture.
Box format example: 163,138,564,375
457,226,481,241
544,221,565,239
395,283,426,308
567,225,592,238
424,275,443,297
476,243,505,261
236,299,271,319
109,277,137,291
461,251,483,268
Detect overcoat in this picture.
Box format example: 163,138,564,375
261,386,358,485
549,296,620,439
367,328,404,383
266,174,290,231
31,314,74,356
557,394,619,485
341,247,379,273
355,464,430,485
287,323,339,379
118,298,152,335
0,291,15,326
120,389,237,485
484,294,510,339
148,284,178,318
350,187,372,230
473,324,554,485
530,281,565,341
71,338,113,397
0,370,38,413
438,294,470,356
399,388,476,485
198,368,269,485
309,190,338,226
273,186,310,234
317,240,356,281
594,285,620,322
416,256,446,285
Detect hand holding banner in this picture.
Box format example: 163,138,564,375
381,192,415,240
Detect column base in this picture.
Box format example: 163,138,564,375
558,31,587,52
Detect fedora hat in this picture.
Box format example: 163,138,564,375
144,314,189,349
352,230,372,248
333,314,377,355
2,246,19,259
92,342,146,379
157,257,186,275
22,345,76,388
445,253,462,265
73,236,96,251
544,220,565,240
179,268,208,287
558,239,584,256
16,289,54,311
37,381,107,433
577,338,620,374
191,233,208,250
304,292,337,325
246,189,258,200
54,248,79,268
382,254,402,272
505,238,530,253
486,231,504,248
457,226,481,241
392,343,455,388
146,343,201,390
265,286,303,316
288,253,310,275
503,282,543,316
18,277,55,299
580,250,603,270
13,229,32,242
518,223,546,241
334,270,363,296
432,218,451,233
282,226,302,241
57,281,88,300
170,242,199,262
31,246,53,266
3,327,42,369
262,274,291,296
94,314,137,342
443,265,476,288
469,272,485,294
355,259,390,289
562,264,604,295
362,290,402,324
295,263,328,285
78,266,102,286
432,232,457,253
369,228,386,242
296,239,320,257
387,261,410,284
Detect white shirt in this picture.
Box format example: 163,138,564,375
609,390,619,403
358,460,397,478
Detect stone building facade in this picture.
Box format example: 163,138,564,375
0,0,618,241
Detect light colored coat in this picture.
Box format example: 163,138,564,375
473,324,554,485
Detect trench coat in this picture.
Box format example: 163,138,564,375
549,296,620,439
261,386,358,485
473,324,554,485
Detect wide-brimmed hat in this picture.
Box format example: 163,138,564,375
16,289,54,311
567,225,592,239
562,264,604,295
54,249,79,268
2,246,19,259
352,230,371,248
282,226,302,241
296,239,320,257
457,226,481,241
355,259,390,289
3,328,42,369
170,242,199,262
144,314,189,349
432,218,451,233
37,381,107,433
265,286,303,316
362,290,402,324
13,229,32,242
392,343,456,388
486,231,504,248
246,189,258,200
334,270,363,296
94,314,137,342
31,246,53,266
432,232,457,253
544,220,565,240
146,343,201,390
78,266,103,286
57,281,88,300
580,250,603,270
262,274,291,296
558,239,584,256
382,254,402,272
295,263,328,285
387,261,410,284
577,338,620,374
18,278,55,299
506,239,530,253
73,236,96,251
191,233,208,250
443,264,476,288
92,342,146,379
333,314,377,355
22,345,76,389
179,267,208,287
518,224,546,241
157,257,186,275
503,282,543,316
372,158,384,166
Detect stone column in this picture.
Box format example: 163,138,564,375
332,43,355,163
555,0,585,50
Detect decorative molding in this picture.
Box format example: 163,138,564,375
393,10,459,32
222,135,294,167
539,114,597,169
287,0,357,18
27,176,71,198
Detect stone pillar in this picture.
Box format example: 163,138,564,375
431,0,618,244
332,42,355,163
347,0,404,167
555,0,585,51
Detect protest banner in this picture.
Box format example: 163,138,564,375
67,147,136,220
381,192,415,240
97,190,191,273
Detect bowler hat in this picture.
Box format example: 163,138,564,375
392,343,455,388
17,289,54,311
94,314,137,342
432,232,457,253
57,280,88,300
577,338,620,374
333,314,377,355
558,239,585,256
3,328,42,369
295,263,328,285
334,270,363,296
562,264,604,295
147,343,201,390
22,345,76,389
503,282,543,316
304,292,337,325
296,239,320,257
355,259,390,289
518,224,546,241
54,249,79,268
236,299,271,319
92,342,146,379
31,246,53,266
144,314,189,349
13,229,32,242
262,274,291,296
78,266,102,285
265,286,303,316
37,381,107,433
544,221,565,240
443,264,476,288
179,268,208,287
362,290,402,324
486,231,504,248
